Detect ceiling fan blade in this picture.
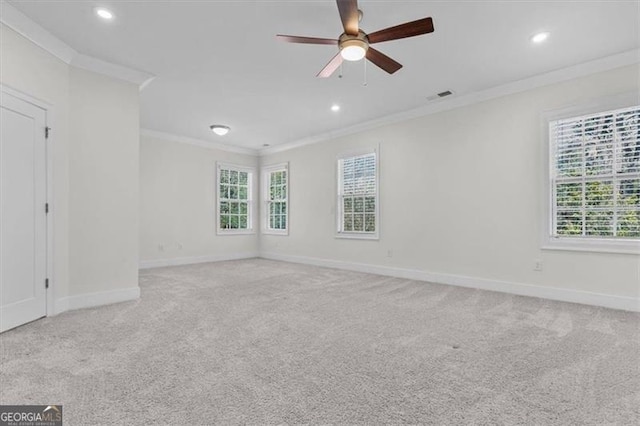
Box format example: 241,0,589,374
317,52,343,78
276,35,338,45
367,17,434,44
366,47,402,74
336,0,359,36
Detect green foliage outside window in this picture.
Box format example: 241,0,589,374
268,170,287,230
553,107,639,238
219,169,250,230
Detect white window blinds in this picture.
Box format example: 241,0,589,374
550,105,640,239
338,152,378,236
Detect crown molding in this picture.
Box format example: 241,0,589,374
71,54,155,88
0,0,76,63
260,49,640,156
140,129,258,156
0,1,155,89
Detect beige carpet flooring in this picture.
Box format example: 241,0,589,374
1,259,639,425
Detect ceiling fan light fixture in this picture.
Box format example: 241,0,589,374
340,39,368,61
210,125,230,136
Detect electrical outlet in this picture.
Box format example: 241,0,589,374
387,249,393,258
534,259,543,271
158,244,165,252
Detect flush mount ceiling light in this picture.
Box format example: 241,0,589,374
210,125,230,136
95,8,114,20
531,31,550,44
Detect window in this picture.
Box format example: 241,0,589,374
337,150,378,239
548,104,639,252
217,163,254,234
262,163,289,235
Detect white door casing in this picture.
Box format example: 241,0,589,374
0,90,48,332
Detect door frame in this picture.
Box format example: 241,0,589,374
1,84,54,317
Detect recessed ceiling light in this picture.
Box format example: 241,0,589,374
331,104,340,112
531,32,550,44
210,125,230,136
263,143,270,147
95,8,114,20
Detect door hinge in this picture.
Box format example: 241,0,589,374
45,203,49,214
45,127,51,139
45,278,49,289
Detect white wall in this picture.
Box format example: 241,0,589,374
260,64,640,309
1,23,70,308
0,24,140,312
68,67,140,295
139,134,259,267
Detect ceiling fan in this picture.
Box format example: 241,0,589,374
276,0,434,78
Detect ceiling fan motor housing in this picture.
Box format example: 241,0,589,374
339,30,369,61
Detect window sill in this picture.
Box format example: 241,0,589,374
262,230,289,236
542,237,640,255
335,232,379,241
216,230,256,236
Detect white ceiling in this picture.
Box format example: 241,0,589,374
9,0,640,149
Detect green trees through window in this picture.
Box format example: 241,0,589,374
552,106,639,238
268,169,287,231
219,167,250,231
338,152,377,235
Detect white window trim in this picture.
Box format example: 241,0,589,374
336,147,380,240
541,92,640,255
216,162,256,235
261,162,289,236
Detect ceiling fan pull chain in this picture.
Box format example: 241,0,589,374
339,60,343,79
363,58,368,86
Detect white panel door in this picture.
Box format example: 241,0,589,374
0,91,47,333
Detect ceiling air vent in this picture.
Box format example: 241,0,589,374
426,90,454,101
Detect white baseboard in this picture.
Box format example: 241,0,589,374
139,252,259,269
260,252,640,312
54,286,140,314
53,298,69,315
